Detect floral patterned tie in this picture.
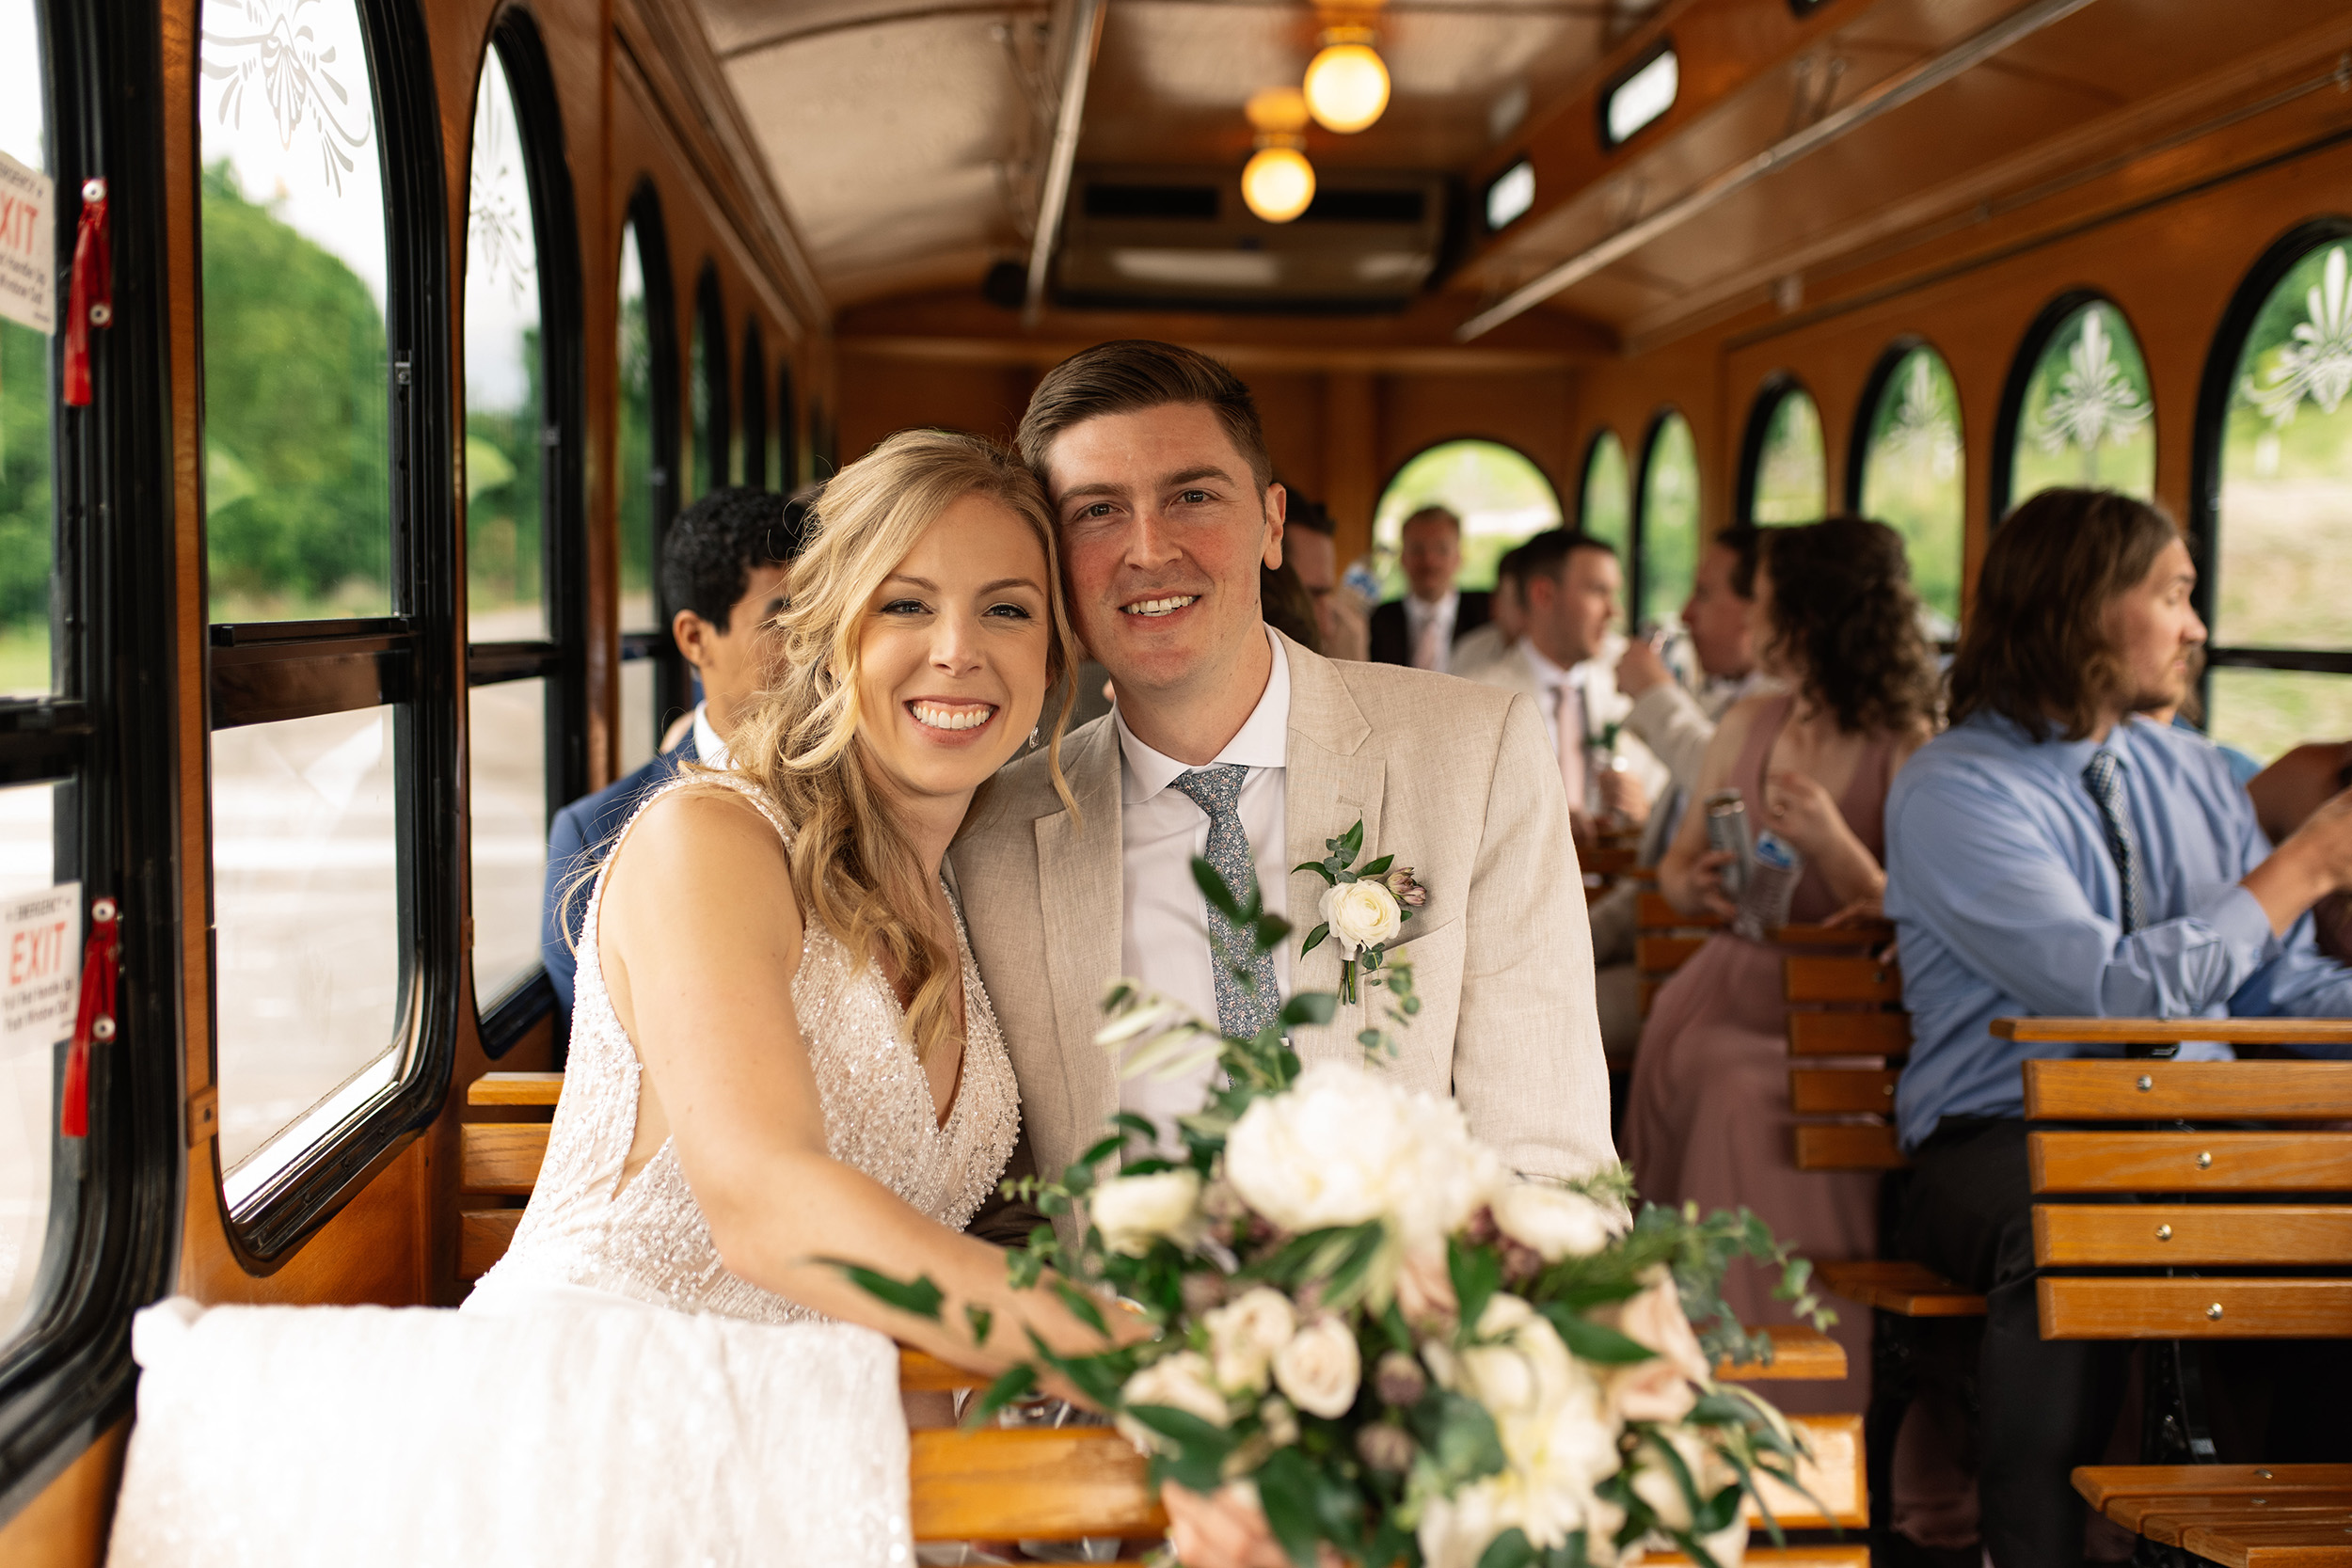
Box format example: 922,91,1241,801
2082,749,2147,934
1169,765,1281,1042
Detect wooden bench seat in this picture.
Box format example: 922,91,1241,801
1813,1260,1985,1318
2075,1465,2352,1568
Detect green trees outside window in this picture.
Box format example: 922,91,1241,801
1858,344,1964,637
1637,412,1700,630
1580,430,1630,555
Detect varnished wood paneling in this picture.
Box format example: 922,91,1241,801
469,1071,566,1107
909,1428,1167,1542
0,1422,125,1567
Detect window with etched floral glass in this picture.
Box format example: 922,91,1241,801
2204,232,2352,765
1636,412,1699,630
1580,431,1630,554
2007,298,2155,507
1746,381,1826,525
1370,439,1561,598
1858,343,1964,637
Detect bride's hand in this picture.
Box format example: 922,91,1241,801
1162,1483,1343,1568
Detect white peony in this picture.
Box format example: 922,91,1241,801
1320,879,1403,958
1492,1183,1622,1262
1090,1167,1204,1257
1224,1062,1502,1256
1117,1351,1230,1453
1416,1476,1518,1568
1602,1269,1713,1385
1272,1315,1362,1418
1203,1287,1297,1393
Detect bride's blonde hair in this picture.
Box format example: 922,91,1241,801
725,429,1077,1065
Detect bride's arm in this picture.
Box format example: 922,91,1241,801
599,788,1123,1372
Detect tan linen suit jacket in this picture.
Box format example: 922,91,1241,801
949,631,1617,1196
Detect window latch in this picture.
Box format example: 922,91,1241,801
64,176,112,407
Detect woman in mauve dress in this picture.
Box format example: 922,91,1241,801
1621,515,1940,1414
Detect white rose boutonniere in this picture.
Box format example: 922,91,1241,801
1296,818,1427,1005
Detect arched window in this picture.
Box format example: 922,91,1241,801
200,0,461,1232
2000,293,2155,511
1579,430,1630,553
463,15,585,1033
616,184,678,774
1635,411,1700,630
1853,341,1964,635
2195,222,2352,763
1740,377,1826,525
691,263,729,500
740,320,769,489
1371,438,1562,598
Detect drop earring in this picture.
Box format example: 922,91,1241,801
1029,725,1041,748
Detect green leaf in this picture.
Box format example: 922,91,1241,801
1359,854,1394,878
1111,1111,1160,1140
1299,923,1330,959
1052,1279,1109,1337
1336,820,1365,863
1191,857,1246,923
827,1262,945,1321
1476,1528,1537,1568
961,1363,1036,1428
1124,1402,1234,1452
1448,1237,1502,1342
1294,859,1338,884
1078,1133,1125,1168
964,1305,994,1346
1407,1389,1507,1488
1279,991,1338,1028
1253,1448,1327,1568
1547,1307,1659,1366
1254,913,1294,950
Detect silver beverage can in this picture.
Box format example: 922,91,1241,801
1704,787,1751,898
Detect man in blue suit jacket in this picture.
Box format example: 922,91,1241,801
541,486,808,1009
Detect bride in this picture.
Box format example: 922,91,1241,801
467,427,1113,1374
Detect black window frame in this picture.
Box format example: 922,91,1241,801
1630,406,1696,627
1989,287,2148,524
616,181,685,763
739,317,769,490
691,261,730,500
0,0,183,1520
2190,215,2352,694
1736,372,1824,526
465,8,587,1056
777,360,798,488
196,0,462,1265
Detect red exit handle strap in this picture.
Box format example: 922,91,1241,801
59,896,119,1140
63,177,112,409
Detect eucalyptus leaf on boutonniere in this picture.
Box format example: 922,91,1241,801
1296,818,1428,1009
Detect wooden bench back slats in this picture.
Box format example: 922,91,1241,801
2029,1132,2352,1193
2034,1204,2352,1267
1996,1018,2352,1050
468,1070,565,1107
2077,1465,2352,1509
460,1123,550,1195
2117,1497,2352,1548
2036,1277,2352,1339
1787,1012,1911,1058
1635,934,1709,973
1636,890,1721,930
1784,956,1900,1005
458,1208,523,1276
2023,1059,2352,1121
1789,1068,1900,1115
2181,1520,2352,1568
1792,1123,1904,1171
1583,846,1641,878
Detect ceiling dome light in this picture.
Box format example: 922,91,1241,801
1304,29,1390,135
1242,140,1315,223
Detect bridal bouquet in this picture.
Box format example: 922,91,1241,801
850,860,1828,1568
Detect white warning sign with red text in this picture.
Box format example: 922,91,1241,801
0,150,56,335
2,883,79,1058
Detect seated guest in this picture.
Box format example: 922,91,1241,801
1469,529,1665,836
1586,524,1774,1057
1369,505,1489,671
1883,488,2352,1568
1623,516,1940,1411
1279,495,1369,660
540,487,806,1008
1451,545,1527,678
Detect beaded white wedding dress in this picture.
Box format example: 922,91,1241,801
472,770,1023,1320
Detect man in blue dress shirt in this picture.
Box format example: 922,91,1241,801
540,486,806,1010
1884,488,2352,1566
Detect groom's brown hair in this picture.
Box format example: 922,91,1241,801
1017,340,1274,490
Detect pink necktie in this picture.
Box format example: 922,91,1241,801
1554,681,1586,809
1411,613,1441,672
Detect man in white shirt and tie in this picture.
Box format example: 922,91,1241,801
1368,507,1490,672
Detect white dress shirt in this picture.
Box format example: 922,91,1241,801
1517,640,1588,755
1403,591,1460,673
1114,629,1293,1146
691,702,732,770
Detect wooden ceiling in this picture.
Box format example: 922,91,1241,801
695,0,2352,346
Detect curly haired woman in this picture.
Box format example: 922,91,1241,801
1621,515,1940,1414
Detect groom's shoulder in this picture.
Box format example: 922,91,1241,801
962,712,1113,843
1322,656,1524,749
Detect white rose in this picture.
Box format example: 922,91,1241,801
1600,1269,1713,1384
1603,1354,1699,1425
1203,1287,1297,1393
1493,1184,1622,1262
1117,1351,1230,1453
1320,879,1403,959
1090,1167,1203,1257
1416,1477,1518,1568
1224,1062,1502,1255
1271,1315,1362,1418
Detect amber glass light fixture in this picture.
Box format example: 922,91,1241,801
1243,87,1317,223
1304,26,1389,134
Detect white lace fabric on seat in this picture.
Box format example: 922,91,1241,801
472,770,1022,1322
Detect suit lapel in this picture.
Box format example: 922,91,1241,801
1035,719,1123,1164
1280,638,1387,1062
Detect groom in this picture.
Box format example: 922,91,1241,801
955,341,1615,1199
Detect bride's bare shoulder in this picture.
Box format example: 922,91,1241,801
607,783,796,908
